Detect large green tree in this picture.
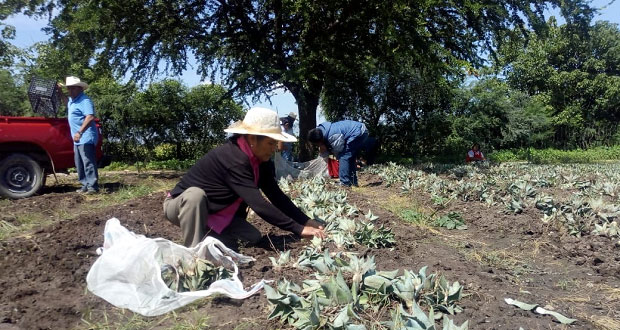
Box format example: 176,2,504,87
0,69,30,115
6,0,594,159
498,19,620,148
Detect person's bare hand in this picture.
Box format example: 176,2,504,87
301,225,326,239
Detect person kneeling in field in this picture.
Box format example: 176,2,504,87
465,143,486,163
163,107,326,249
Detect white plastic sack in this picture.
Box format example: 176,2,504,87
86,218,266,316
275,152,329,180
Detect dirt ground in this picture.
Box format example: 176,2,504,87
0,172,618,329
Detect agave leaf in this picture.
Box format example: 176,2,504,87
504,297,537,311
264,284,284,301
376,269,399,280
363,274,393,291
534,307,576,324
442,315,469,330
365,209,379,221
333,303,355,328
447,282,463,302
321,272,353,305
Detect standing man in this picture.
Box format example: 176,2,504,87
308,120,377,187
57,76,99,193
278,112,297,161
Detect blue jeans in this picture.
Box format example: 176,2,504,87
281,149,293,162
337,133,376,186
74,144,99,191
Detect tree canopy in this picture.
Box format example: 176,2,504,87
3,0,595,160
498,19,620,149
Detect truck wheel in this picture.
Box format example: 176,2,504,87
0,153,44,199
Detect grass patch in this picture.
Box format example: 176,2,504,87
461,247,528,276
233,320,267,330
399,208,432,225
591,316,620,330
555,278,581,291
0,176,176,241
81,308,210,330
102,159,194,172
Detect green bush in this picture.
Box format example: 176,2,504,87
102,159,195,171
488,149,530,163
489,146,620,164
153,143,177,161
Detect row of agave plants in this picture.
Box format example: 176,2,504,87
366,163,620,245
262,176,469,329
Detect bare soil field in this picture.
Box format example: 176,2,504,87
0,171,618,329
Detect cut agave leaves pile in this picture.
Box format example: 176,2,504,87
161,257,232,293
266,252,467,329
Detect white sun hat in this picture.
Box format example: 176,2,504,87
225,107,297,142
288,112,297,120
61,76,89,90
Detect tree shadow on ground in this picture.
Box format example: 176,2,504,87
363,180,383,187
40,181,125,195
100,182,123,193
40,184,79,194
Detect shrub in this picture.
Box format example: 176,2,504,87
489,146,620,164
153,143,177,161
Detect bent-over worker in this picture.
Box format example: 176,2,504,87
163,107,325,249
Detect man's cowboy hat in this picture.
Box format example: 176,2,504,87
287,112,297,120
60,76,89,90
225,107,297,142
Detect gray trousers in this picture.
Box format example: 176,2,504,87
163,187,262,249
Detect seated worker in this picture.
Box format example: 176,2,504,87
307,120,377,187
163,107,326,249
278,112,296,162
466,143,486,162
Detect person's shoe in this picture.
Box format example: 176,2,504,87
76,187,88,193
85,188,99,194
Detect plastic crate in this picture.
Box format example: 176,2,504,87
28,76,60,117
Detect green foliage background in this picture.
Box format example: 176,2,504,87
0,0,619,164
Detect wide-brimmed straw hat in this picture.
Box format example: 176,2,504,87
61,76,89,90
225,107,297,142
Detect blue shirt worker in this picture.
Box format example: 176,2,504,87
278,112,297,161
57,76,99,193
308,120,377,187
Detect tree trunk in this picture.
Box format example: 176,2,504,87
287,80,322,161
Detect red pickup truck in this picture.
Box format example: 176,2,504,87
0,116,105,199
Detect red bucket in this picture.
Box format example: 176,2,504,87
327,158,339,178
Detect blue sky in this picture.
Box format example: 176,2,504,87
4,0,620,120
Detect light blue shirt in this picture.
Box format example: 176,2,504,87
317,120,367,157
68,92,97,145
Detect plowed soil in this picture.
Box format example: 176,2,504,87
0,172,618,330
